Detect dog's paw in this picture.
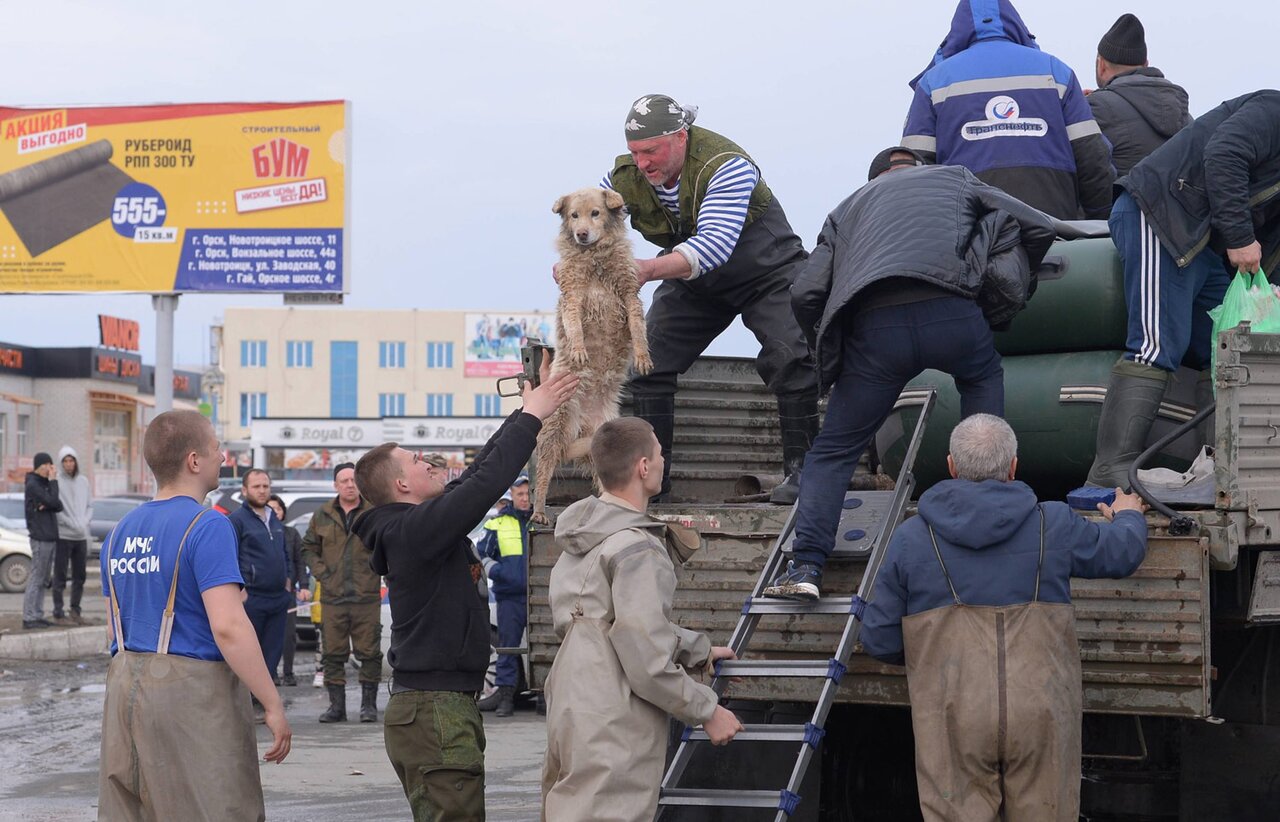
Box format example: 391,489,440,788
633,352,653,374
530,511,552,527
568,346,590,367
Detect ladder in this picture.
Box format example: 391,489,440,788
656,388,937,821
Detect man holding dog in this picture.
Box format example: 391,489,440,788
603,94,820,504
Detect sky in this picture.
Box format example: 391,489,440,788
0,0,1269,368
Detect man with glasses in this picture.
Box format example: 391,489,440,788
301,462,380,722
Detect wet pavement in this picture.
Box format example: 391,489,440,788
0,655,547,821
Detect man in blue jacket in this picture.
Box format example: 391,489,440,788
228,469,293,697
861,414,1148,821
902,0,1114,220
1087,90,1280,488
477,474,532,717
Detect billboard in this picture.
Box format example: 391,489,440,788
464,312,555,377
0,101,347,294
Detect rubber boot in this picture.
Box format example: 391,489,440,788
1195,369,1216,452
359,682,378,723
477,687,504,712
632,393,675,502
770,391,820,505
1086,361,1169,489
318,684,347,723
495,686,516,718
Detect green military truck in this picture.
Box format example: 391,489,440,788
526,237,1280,820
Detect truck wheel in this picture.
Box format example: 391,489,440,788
0,554,31,593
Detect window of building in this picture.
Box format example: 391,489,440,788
425,393,453,417
379,341,406,369
426,341,454,369
16,413,30,455
240,339,267,368
286,340,313,368
330,341,358,417
474,394,504,417
0,412,6,465
379,393,406,417
240,393,267,427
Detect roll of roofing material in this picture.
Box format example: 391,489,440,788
0,139,134,257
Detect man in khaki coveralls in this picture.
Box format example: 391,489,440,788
860,414,1148,821
302,462,380,722
541,417,743,821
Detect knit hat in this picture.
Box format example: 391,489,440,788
333,461,355,479
868,146,925,181
511,473,529,487
1098,14,1147,66
33,452,53,470
624,94,698,141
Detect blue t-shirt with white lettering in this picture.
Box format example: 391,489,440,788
99,496,243,660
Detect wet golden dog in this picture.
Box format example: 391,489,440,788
532,187,651,524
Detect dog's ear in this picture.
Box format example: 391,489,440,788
603,189,626,212
552,195,567,215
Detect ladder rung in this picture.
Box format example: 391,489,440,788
716,659,846,682
659,788,798,810
744,596,856,615
683,723,826,749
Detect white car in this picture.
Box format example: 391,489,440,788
0,525,32,593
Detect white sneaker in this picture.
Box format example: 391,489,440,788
312,669,324,688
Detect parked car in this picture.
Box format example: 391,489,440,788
90,496,150,545
206,482,333,523
0,493,25,524
0,524,32,593
0,513,27,535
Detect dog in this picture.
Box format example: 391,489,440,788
532,187,651,524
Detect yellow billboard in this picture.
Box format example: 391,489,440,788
0,101,347,293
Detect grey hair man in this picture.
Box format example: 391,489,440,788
861,414,1149,820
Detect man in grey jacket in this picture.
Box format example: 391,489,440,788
53,446,92,624
765,148,1057,601
1087,14,1192,178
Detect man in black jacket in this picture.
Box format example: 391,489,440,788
352,368,577,822
1087,91,1280,489
23,452,62,629
1087,14,1192,178
764,149,1056,601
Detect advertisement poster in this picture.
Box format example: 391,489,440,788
0,100,347,294
464,312,555,377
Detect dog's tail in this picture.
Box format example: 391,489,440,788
565,437,593,462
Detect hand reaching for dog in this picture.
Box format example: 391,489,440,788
523,370,579,421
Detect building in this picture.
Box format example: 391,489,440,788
213,307,554,477
0,340,203,495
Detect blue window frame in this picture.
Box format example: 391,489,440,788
425,393,453,417
330,341,358,417
240,340,266,368
474,394,504,417
379,393,406,417
239,392,267,427
426,341,454,369
286,340,313,368
379,341,406,369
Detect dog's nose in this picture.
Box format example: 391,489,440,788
576,231,590,242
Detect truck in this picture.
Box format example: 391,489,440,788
525,235,1280,820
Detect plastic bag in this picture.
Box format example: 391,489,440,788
1208,269,1280,385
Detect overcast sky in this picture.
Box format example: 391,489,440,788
0,0,1267,367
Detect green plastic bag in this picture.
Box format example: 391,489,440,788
1208,268,1280,388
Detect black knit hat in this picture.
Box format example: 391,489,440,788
1099,14,1147,66
33,452,53,470
333,461,356,479
868,146,925,181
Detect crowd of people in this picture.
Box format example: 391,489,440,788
60,0,1280,820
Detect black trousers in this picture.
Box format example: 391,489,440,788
52,538,87,616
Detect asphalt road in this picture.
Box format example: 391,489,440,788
0,655,548,821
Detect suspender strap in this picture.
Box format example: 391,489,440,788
1033,506,1046,604
926,525,963,606
156,509,211,655
105,527,126,652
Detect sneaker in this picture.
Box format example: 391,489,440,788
312,670,325,688
762,561,823,602
22,619,53,630
281,673,298,687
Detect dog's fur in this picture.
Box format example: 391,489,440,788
532,187,651,524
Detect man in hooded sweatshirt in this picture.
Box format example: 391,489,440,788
53,446,93,625
351,368,577,822
1087,14,1192,178
541,416,743,822
860,414,1148,821
902,0,1114,220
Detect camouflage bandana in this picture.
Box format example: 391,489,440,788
624,94,698,141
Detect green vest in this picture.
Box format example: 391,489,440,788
484,514,524,557
610,126,774,250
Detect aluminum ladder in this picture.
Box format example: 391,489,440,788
656,388,937,821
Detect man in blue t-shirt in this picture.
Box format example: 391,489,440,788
97,410,292,822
